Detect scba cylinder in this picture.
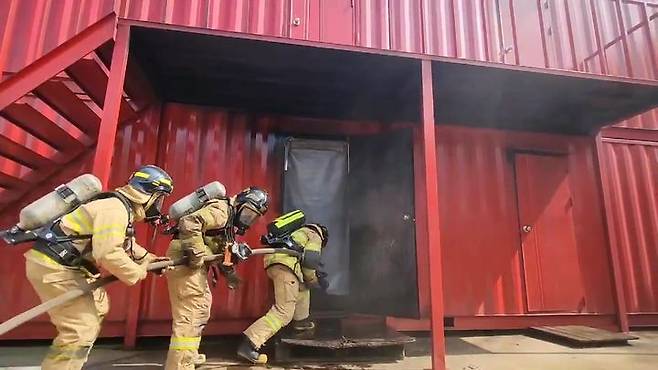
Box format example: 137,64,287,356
17,174,102,230
168,181,227,221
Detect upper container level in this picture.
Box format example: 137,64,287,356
1,0,657,130
2,0,657,81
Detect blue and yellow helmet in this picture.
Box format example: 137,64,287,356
128,165,174,196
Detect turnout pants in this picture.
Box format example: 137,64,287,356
25,252,109,370
243,265,310,348
164,264,211,370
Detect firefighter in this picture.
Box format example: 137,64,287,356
238,223,329,364
24,165,174,370
164,187,269,370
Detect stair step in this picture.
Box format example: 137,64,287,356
2,103,84,152
0,172,27,190
34,80,100,137
66,58,137,122
0,135,53,169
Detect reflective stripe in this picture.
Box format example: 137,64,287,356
62,208,92,234
274,210,304,228
159,178,172,186
133,171,150,179
93,224,127,234
264,313,283,331
92,224,127,240
46,344,91,360
29,249,60,267
169,336,201,351
263,316,278,331
92,230,126,241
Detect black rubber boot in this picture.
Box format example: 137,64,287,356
237,336,267,364
292,318,316,331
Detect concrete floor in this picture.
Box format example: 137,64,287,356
1,331,657,370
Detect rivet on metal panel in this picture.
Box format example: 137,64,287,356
500,46,514,57
292,17,301,26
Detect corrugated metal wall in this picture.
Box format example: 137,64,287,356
1,0,656,334
599,139,658,315
138,103,280,328
0,0,656,163
437,126,616,316
2,1,656,79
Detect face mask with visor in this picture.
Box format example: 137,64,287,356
144,192,167,224
234,203,262,235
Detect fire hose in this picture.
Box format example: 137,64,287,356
0,246,300,337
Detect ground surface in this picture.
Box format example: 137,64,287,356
1,331,657,369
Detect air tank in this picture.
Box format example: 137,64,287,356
17,173,102,230
168,181,227,221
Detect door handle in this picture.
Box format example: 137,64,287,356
522,225,532,233
402,214,415,222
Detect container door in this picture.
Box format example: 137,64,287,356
514,153,585,312
348,128,419,318
283,138,350,296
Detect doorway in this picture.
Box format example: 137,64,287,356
282,129,420,318
514,152,585,313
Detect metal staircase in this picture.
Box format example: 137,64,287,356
0,14,153,212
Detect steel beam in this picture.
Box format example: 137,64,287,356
92,24,130,189
66,58,137,122
0,15,115,111
0,135,52,169
601,126,658,143
420,60,446,370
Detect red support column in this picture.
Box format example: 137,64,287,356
420,59,446,370
92,24,130,189
594,133,630,332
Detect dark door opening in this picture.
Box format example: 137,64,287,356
348,129,419,318
281,129,419,319
514,152,585,313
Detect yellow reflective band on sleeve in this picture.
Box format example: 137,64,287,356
169,336,201,351
274,210,304,228
92,224,127,241
93,224,126,235
133,171,150,179
92,231,126,241
62,208,93,234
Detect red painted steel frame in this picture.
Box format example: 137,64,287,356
594,133,630,332
92,24,130,189
421,60,446,370
0,14,115,110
